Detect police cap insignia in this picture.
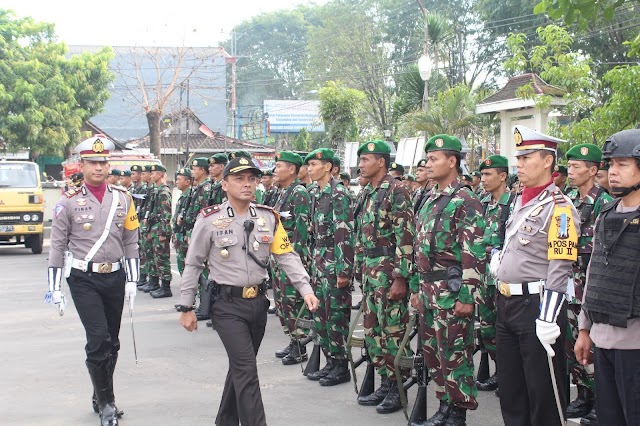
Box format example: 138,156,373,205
193,160,197,166
92,139,105,153
514,129,523,146
239,158,249,165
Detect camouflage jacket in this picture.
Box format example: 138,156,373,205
184,178,212,233
205,180,226,208
309,177,354,279
172,188,191,234
355,175,414,282
273,179,311,268
481,191,515,286
263,186,279,207
147,183,173,238
140,183,155,225
413,179,486,309
133,182,147,215
567,184,612,256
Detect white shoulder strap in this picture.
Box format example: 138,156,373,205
501,196,554,254
84,189,120,262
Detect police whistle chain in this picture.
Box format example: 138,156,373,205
242,220,269,269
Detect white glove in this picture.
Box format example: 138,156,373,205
44,290,63,305
125,282,137,308
536,319,561,357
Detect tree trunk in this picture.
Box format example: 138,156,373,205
147,109,162,159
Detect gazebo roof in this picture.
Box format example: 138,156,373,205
476,73,566,114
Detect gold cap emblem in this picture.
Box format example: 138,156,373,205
239,158,249,165
367,143,375,151
484,159,491,166
92,139,105,153
514,129,523,146
580,147,589,156
435,138,444,148
192,160,198,166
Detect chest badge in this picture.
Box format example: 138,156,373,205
83,223,92,231
521,225,533,233
530,205,544,217
518,237,531,246
220,249,230,259
257,217,266,226
253,240,260,251
261,235,270,243
213,216,233,229
76,198,87,206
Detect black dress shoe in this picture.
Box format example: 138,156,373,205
99,402,119,426
444,406,466,426
476,372,498,391
275,342,292,358
307,358,334,381
267,307,277,314
567,386,594,418
282,343,307,365
358,376,390,406
376,380,402,414
319,359,350,386
423,400,451,426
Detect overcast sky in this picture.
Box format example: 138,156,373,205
3,0,326,47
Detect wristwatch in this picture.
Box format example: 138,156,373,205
175,305,195,313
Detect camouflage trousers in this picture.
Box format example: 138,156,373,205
419,302,478,410
147,226,171,281
173,232,186,275
478,284,497,361
139,226,150,275
273,264,309,338
362,272,412,377
313,276,351,359
566,303,595,392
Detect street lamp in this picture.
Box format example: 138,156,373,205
418,53,432,112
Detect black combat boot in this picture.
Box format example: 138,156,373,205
87,360,119,426
580,406,598,425
307,357,335,381
376,379,402,414
476,372,499,391
275,342,292,359
444,406,467,426
282,342,307,365
267,307,277,314
352,300,362,310
566,386,594,418
358,375,390,406
136,274,148,290
105,354,123,418
141,276,159,293
420,400,452,426
319,358,350,386
151,280,172,298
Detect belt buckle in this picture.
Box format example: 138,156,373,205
242,285,258,299
499,282,511,298
97,263,112,273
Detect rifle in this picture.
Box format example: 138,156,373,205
144,186,157,223
177,177,195,234
475,318,490,383
346,303,375,396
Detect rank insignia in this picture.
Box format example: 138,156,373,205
76,198,87,206
530,205,544,217
538,190,549,201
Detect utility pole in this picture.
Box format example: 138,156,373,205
185,78,190,159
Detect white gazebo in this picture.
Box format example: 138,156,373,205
476,73,567,170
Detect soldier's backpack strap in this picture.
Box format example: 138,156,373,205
497,192,517,248
428,183,466,268
371,175,393,242
578,186,605,236
275,181,301,212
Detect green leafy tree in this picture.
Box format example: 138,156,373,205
0,10,114,158
318,81,365,151
293,128,310,151
534,0,638,29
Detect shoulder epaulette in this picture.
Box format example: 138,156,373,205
200,205,221,217
63,187,81,198
111,184,128,193
254,204,274,211
551,190,568,205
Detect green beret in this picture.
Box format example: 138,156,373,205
403,174,416,182
332,156,341,168
339,172,351,180
566,143,602,163
275,151,303,167
463,174,473,183
416,159,428,168
109,169,120,176
304,148,335,165
555,165,568,175
150,164,166,172
143,165,152,172
119,170,132,177
599,160,610,171
209,153,228,165
389,162,405,174
228,151,252,161
191,157,209,168
176,167,192,178
425,134,462,153
472,171,481,178
479,155,509,171
357,140,392,156
130,165,143,172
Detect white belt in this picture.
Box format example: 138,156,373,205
71,258,122,274
498,280,545,297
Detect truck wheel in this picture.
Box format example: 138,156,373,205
30,234,44,254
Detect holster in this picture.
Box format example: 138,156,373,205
446,265,463,293
198,278,217,317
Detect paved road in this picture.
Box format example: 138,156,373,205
1,240,576,425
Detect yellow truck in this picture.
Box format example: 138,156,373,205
0,159,45,254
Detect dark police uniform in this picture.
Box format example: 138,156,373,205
46,135,139,426
179,157,313,426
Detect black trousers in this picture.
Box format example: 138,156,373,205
496,292,567,426
594,347,640,426
67,268,126,365
212,293,269,426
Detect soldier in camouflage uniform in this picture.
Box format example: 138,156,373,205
564,144,612,422
142,164,173,298
476,155,515,393
261,170,279,207
355,140,415,414
172,167,192,275
411,135,485,426
271,151,312,365
207,153,227,208
412,159,431,217
389,162,404,180
119,170,133,192
138,165,156,291
305,148,355,386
